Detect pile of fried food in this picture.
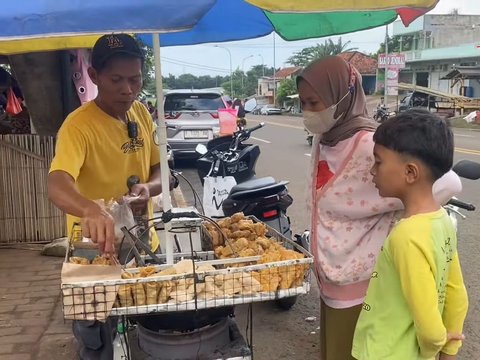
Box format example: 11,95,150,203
204,212,308,292
69,256,115,265
68,213,308,308
114,259,262,307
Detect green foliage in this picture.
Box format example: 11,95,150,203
276,78,297,104
287,37,358,67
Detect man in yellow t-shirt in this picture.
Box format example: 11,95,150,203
48,34,174,359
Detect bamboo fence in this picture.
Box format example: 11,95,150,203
0,135,65,244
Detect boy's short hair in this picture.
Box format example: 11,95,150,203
373,108,453,180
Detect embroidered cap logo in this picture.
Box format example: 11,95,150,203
106,35,124,49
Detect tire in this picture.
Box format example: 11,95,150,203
276,296,297,310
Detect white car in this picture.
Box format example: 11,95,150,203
164,89,229,159
260,104,282,115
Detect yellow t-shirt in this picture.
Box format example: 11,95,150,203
49,100,160,250
352,209,468,360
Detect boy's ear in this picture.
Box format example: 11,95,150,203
88,67,98,85
405,162,420,184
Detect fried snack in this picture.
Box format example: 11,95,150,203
238,219,254,230
158,281,175,303
139,266,156,277
238,248,256,258
91,256,113,265
145,282,159,305
256,237,271,250
69,257,90,265
169,280,195,303
230,212,245,223
133,283,146,306
210,229,221,247
231,230,251,239
214,246,224,258
233,237,249,251
222,278,243,296
121,271,136,279
196,264,216,273
278,267,297,289
117,285,134,307
258,268,281,292
217,218,232,228
158,267,176,276
253,223,268,237
229,223,240,233
241,273,262,295
198,281,219,301
247,232,257,242
173,259,194,274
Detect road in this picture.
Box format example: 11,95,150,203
175,114,480,359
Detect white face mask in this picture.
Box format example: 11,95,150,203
302,91,349,135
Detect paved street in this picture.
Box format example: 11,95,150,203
176,113,480,359
0,114,478,360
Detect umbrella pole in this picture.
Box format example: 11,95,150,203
152,33,174,265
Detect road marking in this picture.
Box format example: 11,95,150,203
455,147,480,156
249,119,304,130
305,153,311,157
251,136,271,144
455,134,474,138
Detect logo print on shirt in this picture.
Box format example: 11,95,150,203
121,137,144,154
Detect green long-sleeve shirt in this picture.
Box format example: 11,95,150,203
352,209,468,360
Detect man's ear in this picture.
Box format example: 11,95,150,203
405,162,420,184
88,67,98,85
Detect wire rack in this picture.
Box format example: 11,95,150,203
61,216,313,321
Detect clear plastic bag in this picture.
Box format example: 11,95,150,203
106,198,136,242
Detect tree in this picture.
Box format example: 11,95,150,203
276,78,297,105
287,37,358,67
135,36,157,93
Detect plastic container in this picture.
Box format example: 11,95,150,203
113,323,128,360
218,108,238,135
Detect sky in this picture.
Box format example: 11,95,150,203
159,0,480,77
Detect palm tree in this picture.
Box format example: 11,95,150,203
287,37,358,67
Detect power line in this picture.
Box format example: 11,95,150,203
161,59,230,74
161,56,230,73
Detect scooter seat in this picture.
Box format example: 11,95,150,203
229,177,288,198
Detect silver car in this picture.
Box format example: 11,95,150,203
164,89,228,159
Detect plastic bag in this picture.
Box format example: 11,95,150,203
203,176,237,217
5,88,22,116
106,198,136,241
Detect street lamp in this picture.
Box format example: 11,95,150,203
214,45,233,96
241,55,254,93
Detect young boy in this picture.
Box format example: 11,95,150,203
351,109,468,360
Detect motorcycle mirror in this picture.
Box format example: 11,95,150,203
244,98,257,113
195,144,208,155
453,160,480,180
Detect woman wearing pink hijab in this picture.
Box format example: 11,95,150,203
297,56,461,360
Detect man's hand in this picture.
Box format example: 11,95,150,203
127,183,150,214
81,202,115,255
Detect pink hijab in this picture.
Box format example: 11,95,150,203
297,56,376,146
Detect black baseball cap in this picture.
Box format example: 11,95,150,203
91,34,144,70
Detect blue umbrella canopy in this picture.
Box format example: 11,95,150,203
0,0,215,39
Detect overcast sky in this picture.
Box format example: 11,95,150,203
159,0,480,77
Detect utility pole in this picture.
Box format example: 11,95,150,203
384,25,389,107
273,33,276,105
